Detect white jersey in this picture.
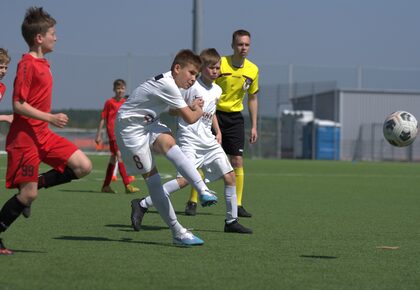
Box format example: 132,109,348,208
115,71,188,174
176,77,222,150
117,71,187,131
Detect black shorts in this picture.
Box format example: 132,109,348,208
216,110,244,156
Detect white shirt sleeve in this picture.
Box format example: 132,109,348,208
158,77,188,109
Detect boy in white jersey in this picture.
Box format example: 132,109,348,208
115,49,218,246
131,48,252,234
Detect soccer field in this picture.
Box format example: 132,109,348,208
1,155,420,289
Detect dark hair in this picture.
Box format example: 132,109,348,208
171,49,202,71
113,79,126,89
199,48,221,67
21,7,56,46
0,48,11,64
232,29,251,44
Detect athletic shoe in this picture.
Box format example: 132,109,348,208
173,229,204,246
128,176,136,183
101,185,116,193
0,239,13,255
238,206,252,218
111,175,118,182
22,206,31,218
199,189,218,207
224,219,253,234
125,184,140,194
131,198,148,231
184,201,197,216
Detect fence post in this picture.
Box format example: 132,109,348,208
276,84,282,158
311,83,316,160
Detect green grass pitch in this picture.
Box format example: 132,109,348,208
1,155,420,289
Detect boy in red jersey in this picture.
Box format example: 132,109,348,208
0,48,13,124
95,79,139,194
0,7,92,255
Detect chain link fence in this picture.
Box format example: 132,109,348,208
2,52,420,160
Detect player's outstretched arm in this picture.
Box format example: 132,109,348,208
13,100,68,128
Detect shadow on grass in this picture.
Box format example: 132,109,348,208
300,255,338,259
59,189,98,193
105,223,167,232
53,235,177,248
11,249,48,254
145,209,222,217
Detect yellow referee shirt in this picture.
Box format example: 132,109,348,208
215,56,259,113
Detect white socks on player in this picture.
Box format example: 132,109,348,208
225,185,237,223
144,174,183,235
165,145,208,194
140,179,180,209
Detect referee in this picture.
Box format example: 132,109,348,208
215,29,259,218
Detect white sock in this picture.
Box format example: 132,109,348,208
112,161,118,177
225,185,237,223
141,179,180,209
164,179,181,194
165,145,208,194
144,174,183,234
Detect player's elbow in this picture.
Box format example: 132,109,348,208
13,100,25,115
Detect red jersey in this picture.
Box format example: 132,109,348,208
0,82,5,102
8,53,53,144
101,97,126,140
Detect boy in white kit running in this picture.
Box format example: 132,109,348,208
131,48,252,234
115,49,217,246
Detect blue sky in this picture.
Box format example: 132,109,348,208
1,0,420,109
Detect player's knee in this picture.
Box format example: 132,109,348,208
230,156,243,168
81,159,93,177
18,187,38,205
75,158,92,178
224,171,236,186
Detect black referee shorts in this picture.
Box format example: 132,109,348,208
216,110,244,156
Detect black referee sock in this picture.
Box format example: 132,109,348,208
38,166,78,189
0,195,26,233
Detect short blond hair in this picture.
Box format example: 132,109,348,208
199,48,221,67
0,48,11,64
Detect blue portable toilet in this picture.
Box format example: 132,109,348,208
302,120,341,160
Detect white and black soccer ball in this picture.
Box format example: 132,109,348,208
383,111,418,147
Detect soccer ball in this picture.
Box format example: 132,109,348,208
383,111,418,147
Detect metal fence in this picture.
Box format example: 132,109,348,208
2,52,420,160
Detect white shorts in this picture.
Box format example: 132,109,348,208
115,118,171,175
177,145,233,183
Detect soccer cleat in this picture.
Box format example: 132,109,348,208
22,205,32,218
111,175,118,182
0,239,13,255
238,205,252,218
224,219,253,234
173,229,204,246
125,184,140,194
130,198,148,231
128,176,136,183
199,189,218,207
101,185,116,193
184,201,197,216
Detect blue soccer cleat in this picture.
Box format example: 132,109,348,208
173,229,204,246
199,189,218,207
